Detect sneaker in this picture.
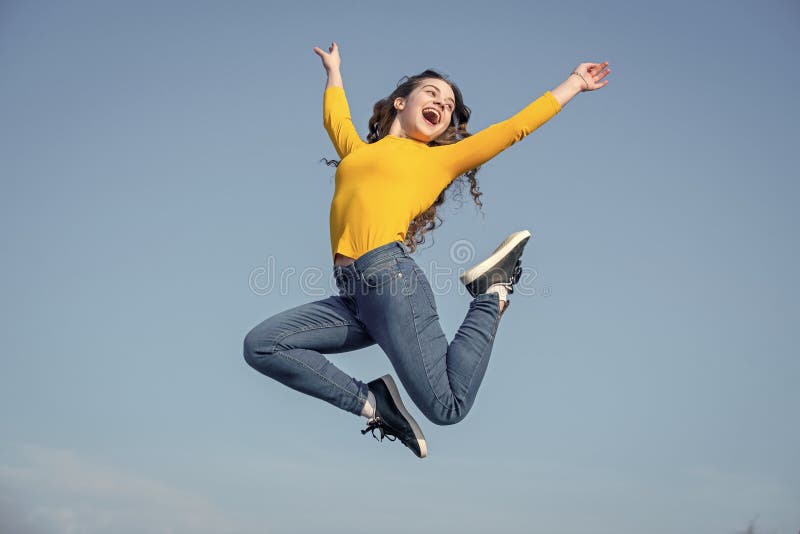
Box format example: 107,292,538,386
361,375,427,459
459,230,531,299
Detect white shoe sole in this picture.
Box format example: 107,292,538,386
380,374,427,458
459,230,532,285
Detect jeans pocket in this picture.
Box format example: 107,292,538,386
411,266,438,313
360,257,402,289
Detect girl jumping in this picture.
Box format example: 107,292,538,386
244,41,610,458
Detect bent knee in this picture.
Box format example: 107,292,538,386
243,328,277,369
425,405,469,426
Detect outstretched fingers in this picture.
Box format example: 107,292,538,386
591,61,610,75
313,41,342,72
313,42,340,60
587,61,610,89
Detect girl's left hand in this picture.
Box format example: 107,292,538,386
572,61,611,91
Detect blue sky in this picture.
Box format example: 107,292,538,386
1,1,798,533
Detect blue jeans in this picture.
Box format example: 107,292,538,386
243,240,503,425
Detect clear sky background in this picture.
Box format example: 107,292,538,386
1,1,798,533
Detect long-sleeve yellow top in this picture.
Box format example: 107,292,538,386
323,86,562,262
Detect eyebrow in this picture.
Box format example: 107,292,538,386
422,85,455,105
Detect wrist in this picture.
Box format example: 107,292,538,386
550,76,584,108
325,69,344,89
568,72,587,92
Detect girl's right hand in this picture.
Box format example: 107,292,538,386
313,41,341,72
572,61,610,91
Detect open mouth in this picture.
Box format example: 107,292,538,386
422,108,441,126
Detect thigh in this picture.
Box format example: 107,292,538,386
356,256,450,408
246,295,375,355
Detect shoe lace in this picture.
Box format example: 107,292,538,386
506,260,523,294
360,417,398,443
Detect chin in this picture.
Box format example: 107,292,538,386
411,120,440,140
415,127,444,143
410,130,433,143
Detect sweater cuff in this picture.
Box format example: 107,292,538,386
543,90,562,114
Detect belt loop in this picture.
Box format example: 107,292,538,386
395,240,408,257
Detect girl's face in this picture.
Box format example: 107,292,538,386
392,78,456,143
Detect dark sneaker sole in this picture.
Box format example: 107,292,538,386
380,375,427,458
460,230,531,286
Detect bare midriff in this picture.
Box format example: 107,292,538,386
333,252,356,267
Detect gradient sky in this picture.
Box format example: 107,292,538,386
1,1,798,533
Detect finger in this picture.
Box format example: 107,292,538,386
590,64,609,78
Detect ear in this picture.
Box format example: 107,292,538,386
393,97,405,111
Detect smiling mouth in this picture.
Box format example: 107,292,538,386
422,108,441,126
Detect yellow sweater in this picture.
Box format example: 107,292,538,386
323,86,562,262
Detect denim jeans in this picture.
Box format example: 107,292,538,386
243,240,503,425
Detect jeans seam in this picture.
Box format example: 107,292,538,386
272,349,367,406
268,321,349,353
268,322,367,407
405,273,453,412
412,266,437,313
487,293,502,341
465,294,501,392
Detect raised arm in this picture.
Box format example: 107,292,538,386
313,41,365,158
436,61,611,177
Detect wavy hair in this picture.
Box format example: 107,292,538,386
323,69,484,253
